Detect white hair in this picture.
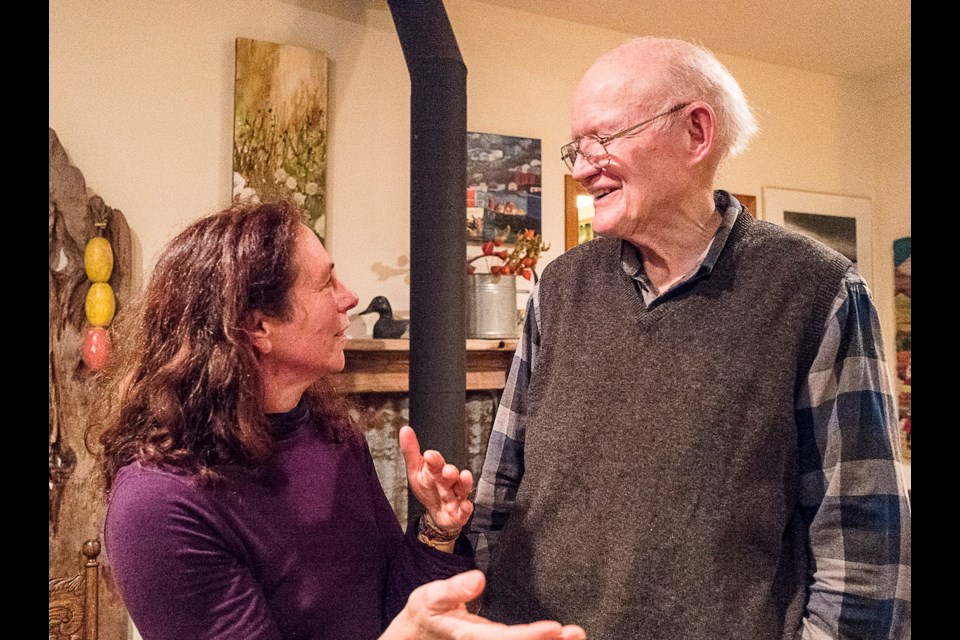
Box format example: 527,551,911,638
602,37,759,159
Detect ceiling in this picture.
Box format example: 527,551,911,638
471,0,910,81
294,0,910,81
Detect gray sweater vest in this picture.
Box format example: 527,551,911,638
482,213,851,640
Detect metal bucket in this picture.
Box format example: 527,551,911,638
466,274,519,339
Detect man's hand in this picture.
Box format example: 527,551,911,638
382,570,587,640
399,426,474,532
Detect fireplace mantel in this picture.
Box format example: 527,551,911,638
331,338,518,394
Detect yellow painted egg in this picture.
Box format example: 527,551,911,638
84,236,114,283
85,282,116,327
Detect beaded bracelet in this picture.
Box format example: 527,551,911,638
417,514,461,548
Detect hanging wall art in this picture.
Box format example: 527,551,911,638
233,37,329,241
762,187,873,285
466,132,541,245
893,236,911,467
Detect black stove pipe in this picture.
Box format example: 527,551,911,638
386,0,467,531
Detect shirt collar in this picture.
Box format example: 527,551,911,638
620,190,742,304
267,396,311,439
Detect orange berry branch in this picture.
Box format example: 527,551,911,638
466,227,550,282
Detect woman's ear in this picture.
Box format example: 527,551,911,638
248,310,272,355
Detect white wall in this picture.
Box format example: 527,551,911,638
50,0,909,343
50,2,909,638
867,72,911,369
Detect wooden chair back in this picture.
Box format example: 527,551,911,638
49,538,100,640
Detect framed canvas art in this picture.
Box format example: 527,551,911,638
893,236,911,466
762,187,873,285
466,132,542,245
233,38,329,242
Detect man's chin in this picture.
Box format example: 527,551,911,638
590,212,619,239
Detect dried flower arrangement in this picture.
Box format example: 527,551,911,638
466,227,550,282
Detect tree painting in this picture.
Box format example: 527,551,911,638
233,38,328,241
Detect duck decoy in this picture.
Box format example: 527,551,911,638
358,296,410,339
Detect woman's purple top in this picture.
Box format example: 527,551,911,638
104,402,473,640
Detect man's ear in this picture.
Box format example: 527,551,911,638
685,103,716,165
248,310,272,355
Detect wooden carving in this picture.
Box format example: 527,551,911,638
49,538,101,640
49,127,131,639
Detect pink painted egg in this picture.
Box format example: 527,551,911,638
82,326,112,371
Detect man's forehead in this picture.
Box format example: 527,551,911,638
572,65,665,123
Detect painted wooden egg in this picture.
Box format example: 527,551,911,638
85,282,116,327
82,326,112,371
84,236,114,283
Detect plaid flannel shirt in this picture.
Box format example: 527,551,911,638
468,201,911,638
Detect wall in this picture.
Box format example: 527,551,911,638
868,72,912,370
50,1,909,637
49,0,909,342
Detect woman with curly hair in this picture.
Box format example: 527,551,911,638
94,198,584,640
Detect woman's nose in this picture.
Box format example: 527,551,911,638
339,283,360,312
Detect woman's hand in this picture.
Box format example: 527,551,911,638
399,426,474,534
381,570,587,640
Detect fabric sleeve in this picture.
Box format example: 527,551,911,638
795,267,911,639
466,282,541,572
103,469,282,640
361,439,474,627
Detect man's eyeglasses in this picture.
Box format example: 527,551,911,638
560,102,690,172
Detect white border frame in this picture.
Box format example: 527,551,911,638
762,187,873,285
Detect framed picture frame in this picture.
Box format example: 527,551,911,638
466,132,542,245
893,236,911,472
732,193,756,218
563,175,591,250
762,187,873,285
233,38,329,242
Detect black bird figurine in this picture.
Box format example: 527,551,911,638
358,296,410,339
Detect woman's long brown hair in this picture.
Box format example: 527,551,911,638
92,198,360,492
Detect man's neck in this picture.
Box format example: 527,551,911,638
630,197,721,295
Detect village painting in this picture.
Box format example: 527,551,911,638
466,132,541,244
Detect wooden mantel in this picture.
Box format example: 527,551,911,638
331,338,518,394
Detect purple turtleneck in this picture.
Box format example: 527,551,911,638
104,401,473,640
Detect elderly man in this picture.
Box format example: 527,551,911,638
468,37,910,639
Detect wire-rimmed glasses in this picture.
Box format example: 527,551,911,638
560,102,690,172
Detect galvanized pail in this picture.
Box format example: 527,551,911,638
466,274,519,339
